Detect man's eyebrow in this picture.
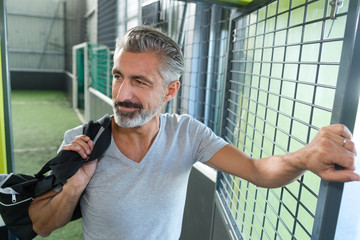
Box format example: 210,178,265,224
112,68,153,85
130,74,153,85
112,69,121,75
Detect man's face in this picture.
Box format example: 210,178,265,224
111,50,166,128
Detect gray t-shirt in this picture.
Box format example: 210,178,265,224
61,113,228,240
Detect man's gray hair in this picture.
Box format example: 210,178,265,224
114,25,184,85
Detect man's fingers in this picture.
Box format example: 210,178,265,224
74,139,93,155
62,135,94,159
330,124,352,138
322,124,352,142
74,135,94,153
63,143,88,159
306,124,359,183
322,169,360,182
335,155,356,171
318,124,357,155
77,135,90,141
343,139,357,155
318,125,347,146
326,142,356,170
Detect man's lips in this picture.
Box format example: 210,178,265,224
114,101,143,111
118,106,140,112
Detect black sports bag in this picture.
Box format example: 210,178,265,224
0,114,112,240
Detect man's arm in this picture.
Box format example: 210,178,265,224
206,124,359,188
29,135,96,237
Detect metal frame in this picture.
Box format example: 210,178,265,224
0,2,16,239
215,191,242,240
174,2,188,115
0,0,13,174
205,5,231,135
179,0,274,9
107,48,111,97
217,6,263,239
187,3,211,122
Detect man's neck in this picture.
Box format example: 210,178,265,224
111,114,161,162
112,114,160,140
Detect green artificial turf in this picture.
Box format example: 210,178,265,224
11,90,83,239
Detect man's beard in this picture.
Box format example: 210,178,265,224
112,91,165,128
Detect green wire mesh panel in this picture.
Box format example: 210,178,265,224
89,45,112,97
76,48,85,109
218,0,349,239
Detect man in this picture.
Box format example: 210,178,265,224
29,25,359,240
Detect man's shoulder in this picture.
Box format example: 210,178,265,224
160,113,206,132
161,113,197,125
63,124,84,142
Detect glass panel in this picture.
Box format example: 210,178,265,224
299,64,317,83
321,41,343,62
289,6,305,27
301,44,320,62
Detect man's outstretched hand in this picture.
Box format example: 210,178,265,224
296,124,359,182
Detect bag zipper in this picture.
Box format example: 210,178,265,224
0,187,19,203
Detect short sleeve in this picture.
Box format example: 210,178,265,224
57,125,83,153
189,118,228,163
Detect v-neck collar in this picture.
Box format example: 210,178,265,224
111,115,164,169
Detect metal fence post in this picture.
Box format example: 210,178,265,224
0,0,13,174
311,0,360,239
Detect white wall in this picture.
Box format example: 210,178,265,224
85,0,97,44
6,0,65,70
335,99,360,240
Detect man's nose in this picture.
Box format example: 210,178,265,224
115,79,133,101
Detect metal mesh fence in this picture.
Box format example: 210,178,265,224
217,0,349,239
169,3,231,135
140,1,229,134
73,43,112,111
75,47,85,109
98,0,117,52
89,45,112,97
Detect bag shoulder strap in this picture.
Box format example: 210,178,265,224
83,114,111,139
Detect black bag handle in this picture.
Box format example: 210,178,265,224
34,115,111,179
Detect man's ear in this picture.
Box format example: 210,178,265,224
164,81,180,102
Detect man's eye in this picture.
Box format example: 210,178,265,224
136,80,146,85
